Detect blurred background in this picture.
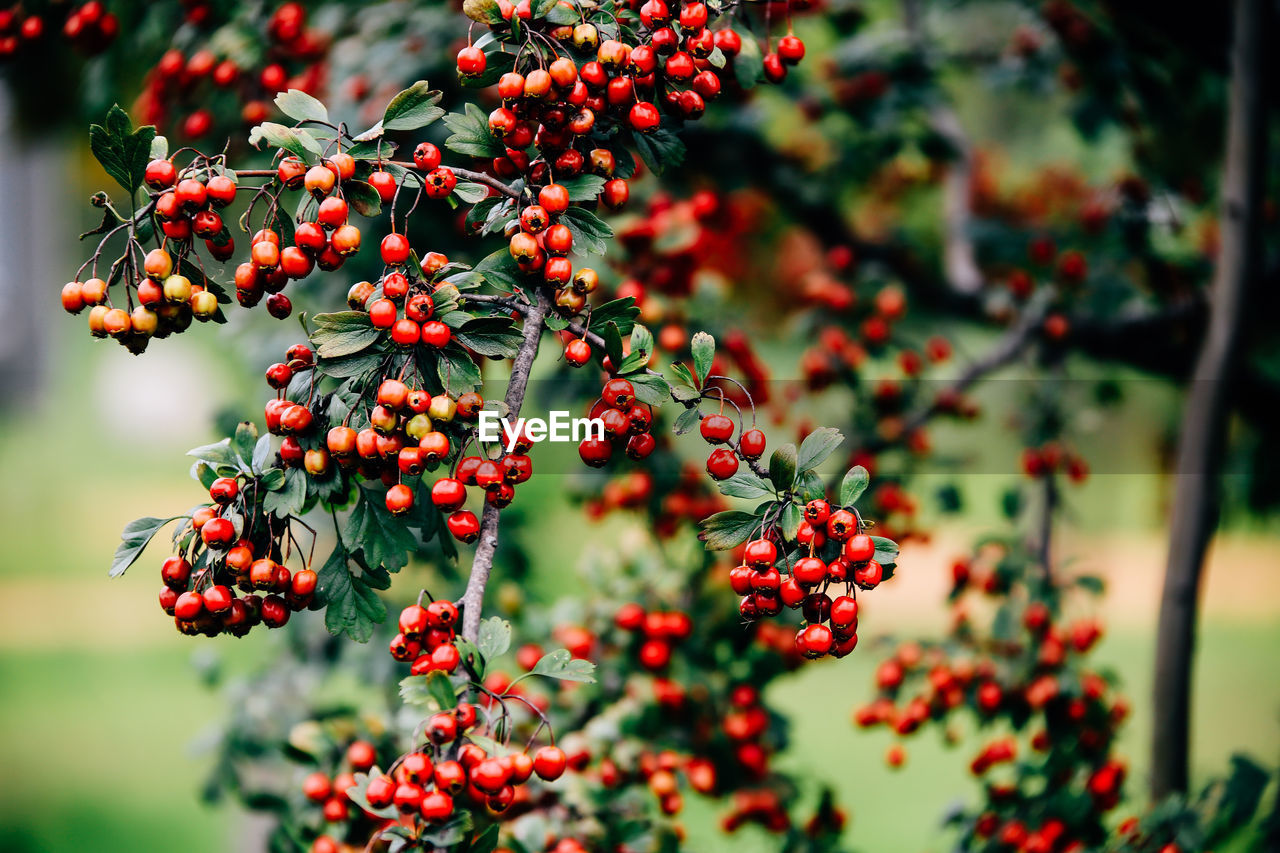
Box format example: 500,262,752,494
1,0,1278,851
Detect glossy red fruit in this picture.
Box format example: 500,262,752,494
706,448,739,480
699,413,734,444
738,428,766,459
538,183,570,214
456,45,486,76
533,745,567,781
419,789,454,822
413,142,441,171
368,170,397,202
381,233,411,265
777,34,805,64
743,539,777,568
447,510,480,543
629,101,660,132
796,623,834,658
844,533,875,563
854,560,884,590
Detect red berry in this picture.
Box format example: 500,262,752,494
456,45,486,76
739,428,766,459
533,745,567,781
381,233,411,265
706,448,739,480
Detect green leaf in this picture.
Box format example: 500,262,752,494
546,0,578,24
673,406,701,435
632,126,686,177
187,439,238,471
347,139,397,160
316,545,387,642
263,467,307,518
590,297,640,335
436,344,483,395
698,509,762,550
796,427,844,472
274,89,328,124
529,649,597,683
248,122,323,163
259,468,286,490
560,207,613,256
690,332,714,387
473,248,524,292
469,825,501,853
734,29,764,89
251,434,272,473
232,421,259,469
669,361,697,389
88,105,157,196
628,372,669,406
838,465,870,507
795,469,825,502
601,322,624,365
718,470,775,500
779,502,802,540
443,103,505,159
400,671,458,710
616,324,653,374
149,135,168,160
477,617,512,661
342,180,382,217
344,488,417,572
382,82,445,131
319,349,386,380
452,316,521,358
871,536,899,568
558,174,605,202
1074,575,1105,594
311,311,381,358
453,181,489,204
111,516,182,577
769,444,798,491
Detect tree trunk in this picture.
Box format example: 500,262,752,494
1150,0,1269,802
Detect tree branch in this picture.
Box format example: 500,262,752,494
459,287,552,643
1151,0,1269,801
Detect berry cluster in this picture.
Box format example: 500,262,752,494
734,496,889,660
697,405,766,480
1021,442,1090,483
0,2,116,59
301,740,380,826
159,473,316,637
577,376,657,466
137,2,327,138
61,155,248,351
358,715,570,826
501,182,606,304
389,597,462,675
237,153,368,317
854,532,1126,852
353,249,454,350
613,603,692,671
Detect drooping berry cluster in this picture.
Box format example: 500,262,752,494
356,710,570,827
0,2,116,59
352,249,454,350
159,471,316,637
734,496,889,660
577,376,657,466
389,597,462,676
137,2,326,138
